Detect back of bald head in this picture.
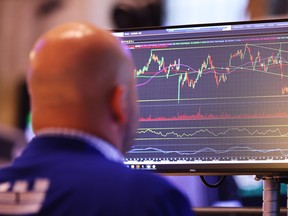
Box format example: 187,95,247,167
28,22,135,136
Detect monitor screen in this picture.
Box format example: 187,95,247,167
114,19,288,175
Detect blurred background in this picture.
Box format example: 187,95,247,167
1,0,288,209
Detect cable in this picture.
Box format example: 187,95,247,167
200,176,226,188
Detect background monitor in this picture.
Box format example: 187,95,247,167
114,19,288,175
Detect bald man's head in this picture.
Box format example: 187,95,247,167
28,22,138,153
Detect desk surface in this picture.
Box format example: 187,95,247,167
194,207,287,216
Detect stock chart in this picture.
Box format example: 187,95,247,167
124,33,288,164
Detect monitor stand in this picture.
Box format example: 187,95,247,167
255,175,288,216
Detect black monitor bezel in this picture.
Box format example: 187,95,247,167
114,18,288,175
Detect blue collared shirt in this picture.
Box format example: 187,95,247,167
35,128,123,163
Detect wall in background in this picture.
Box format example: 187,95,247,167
0,0,38,126
164,0,249,26
0,0,118,127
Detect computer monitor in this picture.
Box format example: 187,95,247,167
113,19,288,175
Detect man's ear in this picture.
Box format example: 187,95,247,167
111,85,127,124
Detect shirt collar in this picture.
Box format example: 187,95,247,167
35,128,124,163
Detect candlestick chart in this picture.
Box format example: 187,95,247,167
124,34,288,166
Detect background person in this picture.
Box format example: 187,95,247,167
0,22,194,216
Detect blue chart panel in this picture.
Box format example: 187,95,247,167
124,32,288,165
